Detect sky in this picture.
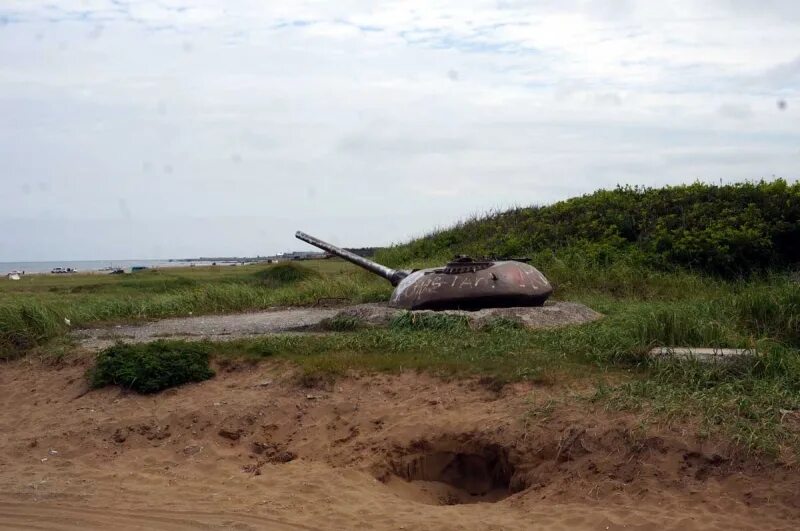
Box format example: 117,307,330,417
1,0,799,261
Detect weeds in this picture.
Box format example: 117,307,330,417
594,351,800,455
731,282,800,347
0,304,66,358
390,311,470,331
481,317,526,332
321,314,365,331
253,262,320,287
89,341,215,393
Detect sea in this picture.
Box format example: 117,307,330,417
0,259,224,275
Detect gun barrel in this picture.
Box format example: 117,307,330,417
295,231,406,286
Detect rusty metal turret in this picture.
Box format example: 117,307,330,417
295,231,553,310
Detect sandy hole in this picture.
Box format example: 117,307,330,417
389,443,518,505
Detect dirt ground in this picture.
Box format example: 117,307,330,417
1,357,799,530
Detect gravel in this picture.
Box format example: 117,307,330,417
72,308,340,350
73,302,602,351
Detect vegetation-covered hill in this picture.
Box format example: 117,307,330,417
377,180,800,277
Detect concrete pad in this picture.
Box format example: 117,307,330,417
334,301,603,330
648,347,755,362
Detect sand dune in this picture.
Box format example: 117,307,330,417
1,358,798,530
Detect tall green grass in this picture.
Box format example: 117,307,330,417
731,282,800,346
0,304,67,354
593,343,800,454
0,262,391,359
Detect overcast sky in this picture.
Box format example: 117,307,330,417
1,0,798,261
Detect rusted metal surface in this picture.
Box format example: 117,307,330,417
295,232,553,310
390,260,552,310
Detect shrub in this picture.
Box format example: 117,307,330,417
89,341,215,393
252,263,320,288
376,180,800,277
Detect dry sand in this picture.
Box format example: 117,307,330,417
1,357,799,530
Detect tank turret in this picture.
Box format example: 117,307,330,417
295,231,552,310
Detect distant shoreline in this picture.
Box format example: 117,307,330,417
0,259,266,275
1,252,331,275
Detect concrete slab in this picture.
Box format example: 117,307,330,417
648,347,755,362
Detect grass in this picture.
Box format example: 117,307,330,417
592,349,800,455
253,262,321,287
198,325,580,386
2,243,800,457
320,314,367,332
89,340,215,394
390,311,471,331
187,278,797,455
0,260,390,359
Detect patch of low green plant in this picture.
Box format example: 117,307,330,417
88,341,215,393
390,311,470,331
480,317,525,332
252,263,320,287
320,314,365,331
203,324,580,383
593,345,800,455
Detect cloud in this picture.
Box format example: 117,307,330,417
763,55,800,90
0,0,798,260
717,103,753,120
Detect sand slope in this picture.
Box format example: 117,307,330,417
1,358,798,530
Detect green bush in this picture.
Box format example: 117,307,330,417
377,180,800,277
252,263,320,287
89,341,215,393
